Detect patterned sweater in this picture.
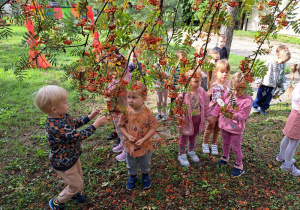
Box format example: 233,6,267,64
46,114,96,171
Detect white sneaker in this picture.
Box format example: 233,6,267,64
211,144,218,155
188,151,200,162
202,144,210,154
252,107,260,113
178,154,190,167
281,163,300,176
276,154,296,163
161,114,168,121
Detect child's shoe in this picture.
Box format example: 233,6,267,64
155,114,161,120
276,154,296,163
113,138,120,147
71,193,86,203
202,144,210,154
142,174,151,190
211,144,218,155
231,164,244,177
49,198,64,210
178,154,190,167
113,142,124,153
161,114,168,121
188,151,200,162
260,110,267,115
107,132,118,140
116,149,126,161
281,163,300,176
217,156,229,167
252,107,260,113
126,175,137,190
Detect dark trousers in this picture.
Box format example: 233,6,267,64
253,85,274,111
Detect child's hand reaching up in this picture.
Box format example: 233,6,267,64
88,109,101,120
93,115,108,128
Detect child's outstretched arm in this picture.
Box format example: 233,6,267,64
88,109,101,120
135,128,156,146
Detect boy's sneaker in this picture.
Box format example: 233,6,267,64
113,138,120,147
202,144,210,154
113,142,124,153
260,110,267,115
126,175,137,190
116,149,126,161
107,132,118,140
276,154,296,163
142,174,151,190
161,114,168,121
188,151,200,162
49,198,64,210
252,107,260,113
70,193,86,203
178,154,190,167
155,114,161,120
211,144,218,155
231,164,244,177
217,157,229,167
281,163,300,176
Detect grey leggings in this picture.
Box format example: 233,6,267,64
279,136,300,165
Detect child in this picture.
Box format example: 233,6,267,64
209,72,253,177
276,63,300,176
171,49,187,103
273,45,290,100
118,82,158,190
203,59,230,155
212,34,228,60
108,53,131,161
154,63,170,120
177,70,211,167
128,47,144,80
34,85,107,210
253,48,291,115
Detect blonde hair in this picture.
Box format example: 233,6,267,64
276,45,288,53
231,72,246,96
34,85,68,114
207,59,230,92
185,69,202,79
286,64,300,97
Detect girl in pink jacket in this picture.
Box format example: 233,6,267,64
209,72,253,176
176,70,211,167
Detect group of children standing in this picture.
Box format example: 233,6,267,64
33,35,299,210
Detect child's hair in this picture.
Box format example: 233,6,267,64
286,64,300,97
217,34,227,41
113,52,126,66
207,59,230,92
128,81,148,97
34,85,68,114
276,45,288,53
128,47,140,57
185,69,202,79
231,72,246,96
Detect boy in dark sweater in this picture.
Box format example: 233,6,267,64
212,34,228,60
34,85,107,210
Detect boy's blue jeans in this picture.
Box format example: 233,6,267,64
253,85,274,111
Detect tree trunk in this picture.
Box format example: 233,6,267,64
220,3,238,57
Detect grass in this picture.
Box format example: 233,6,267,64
234,30,300,45
1,26,300,209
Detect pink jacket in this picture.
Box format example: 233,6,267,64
211,92,253,134
178,87,211,136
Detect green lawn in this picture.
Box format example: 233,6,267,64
1,26,300,209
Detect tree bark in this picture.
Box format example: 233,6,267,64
220,3,238,58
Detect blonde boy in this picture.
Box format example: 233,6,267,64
34,85,107,210
212,34,228,60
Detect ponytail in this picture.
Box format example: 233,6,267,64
207,70,213,92
286,64,299,97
